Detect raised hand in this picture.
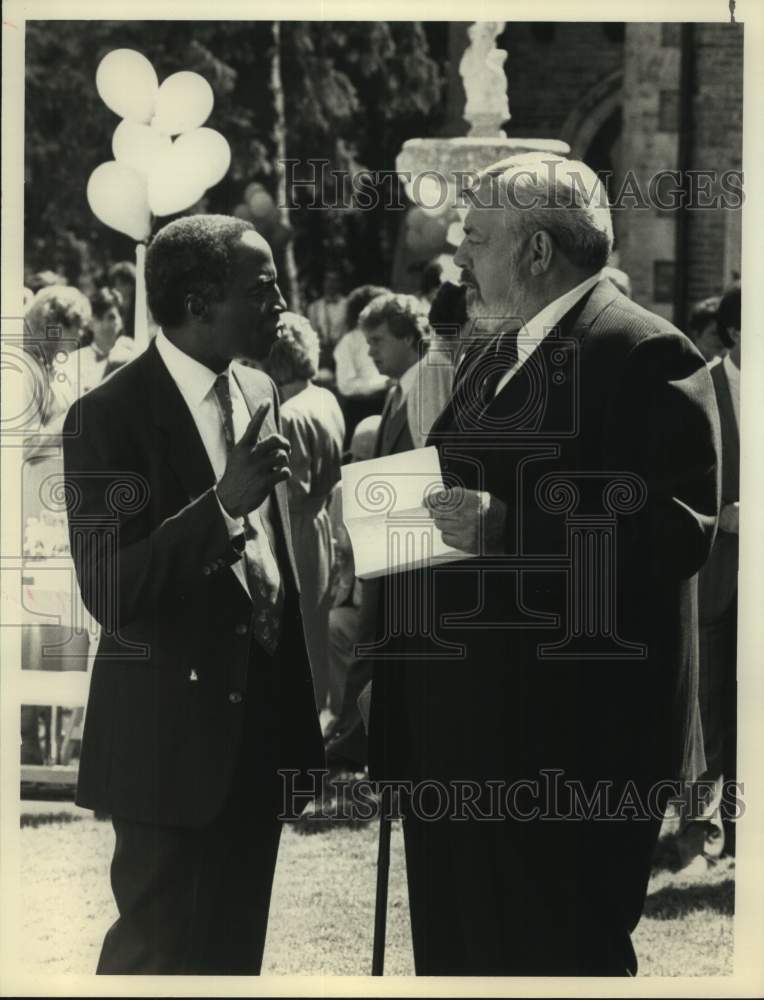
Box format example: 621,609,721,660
216,403,291,517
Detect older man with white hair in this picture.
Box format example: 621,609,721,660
366,155,721,976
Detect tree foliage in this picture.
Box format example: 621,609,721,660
24,20,447,296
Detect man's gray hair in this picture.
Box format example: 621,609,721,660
482,153,614,271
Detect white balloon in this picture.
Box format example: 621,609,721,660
112,119,172,177
147,144,208,216
173,128,231,188
87,161,151,241
152,72,214,136
96,49,158,123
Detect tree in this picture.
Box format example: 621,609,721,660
24,20,447,295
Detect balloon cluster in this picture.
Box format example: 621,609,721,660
87,49,232,241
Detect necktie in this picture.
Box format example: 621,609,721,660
454,329,520,405
213,372,283,655
378,382,403,456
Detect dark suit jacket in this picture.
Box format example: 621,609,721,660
368,279,721,792
63,341,323,828
698,360,739,624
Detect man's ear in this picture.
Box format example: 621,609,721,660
528,230,554,276
185,293,207,321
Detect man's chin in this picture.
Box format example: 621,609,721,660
466,300,503,334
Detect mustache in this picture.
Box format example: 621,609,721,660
460,272,478,288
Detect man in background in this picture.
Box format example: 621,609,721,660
323,294,427,772
677,282,740,869
687,295,731,364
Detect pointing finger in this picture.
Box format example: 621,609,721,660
241,402,271,446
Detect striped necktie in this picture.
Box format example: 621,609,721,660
213,372,283,655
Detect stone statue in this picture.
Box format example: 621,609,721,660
459,21,510,137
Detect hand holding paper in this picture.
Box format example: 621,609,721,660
424,487,507,555
341,447,477,579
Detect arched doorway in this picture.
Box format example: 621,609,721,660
561,71,625,257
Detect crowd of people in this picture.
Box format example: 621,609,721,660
21,228,740,849
18,154,741,973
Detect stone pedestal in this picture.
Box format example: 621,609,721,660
396,136,571,191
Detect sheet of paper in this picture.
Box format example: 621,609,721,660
341,446,476,579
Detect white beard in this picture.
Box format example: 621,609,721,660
465,287,526,336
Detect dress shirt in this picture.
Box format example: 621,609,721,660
65,343,109,397
395,360,419,410
407,336,455,449
722,353,740,430
334,328,388,398
307,296,348,346
493,271,603,397
155,330,267,599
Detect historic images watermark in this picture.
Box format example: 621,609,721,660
279,159,745,213
278,769,746,825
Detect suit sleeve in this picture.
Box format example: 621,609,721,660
609,331,721,580
62,392,242,631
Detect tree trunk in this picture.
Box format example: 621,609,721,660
271,20,301,310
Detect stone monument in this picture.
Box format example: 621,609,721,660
396,21,570,213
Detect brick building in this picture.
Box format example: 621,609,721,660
440,21,743,328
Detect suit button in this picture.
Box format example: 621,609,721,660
228,691,243,704
234,623,248,635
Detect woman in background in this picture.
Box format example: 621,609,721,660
66,287,133,395
19,285,92,449
265,313,346,723
16,285,92,765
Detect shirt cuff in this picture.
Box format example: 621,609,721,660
214,488,246,540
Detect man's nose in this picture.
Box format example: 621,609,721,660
273,287,288,313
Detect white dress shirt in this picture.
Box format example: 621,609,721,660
61,343,109,397
722,353,740,430
334,328,388,398
493,271,603,397
307,296,348,345
155,330,260,598
407,338,455,449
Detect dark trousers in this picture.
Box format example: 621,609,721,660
400,787,662,976
97,650,283,975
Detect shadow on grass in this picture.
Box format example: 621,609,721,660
21,812,84,829
643,879,735,919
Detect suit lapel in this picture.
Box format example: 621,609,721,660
144,341,217,503
429,279,621,440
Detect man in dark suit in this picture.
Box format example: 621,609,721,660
678,283,740,867
62,215,323,974
324,294,428,771
367,155,721,975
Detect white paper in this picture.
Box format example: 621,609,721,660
340,446,475,579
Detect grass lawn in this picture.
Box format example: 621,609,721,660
16,809,733,977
